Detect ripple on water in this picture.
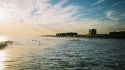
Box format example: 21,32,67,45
1,37,125,70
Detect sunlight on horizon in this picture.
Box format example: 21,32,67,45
0,36,8,42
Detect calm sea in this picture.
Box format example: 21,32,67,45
0,37,125,70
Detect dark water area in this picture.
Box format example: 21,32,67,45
0,37,125,70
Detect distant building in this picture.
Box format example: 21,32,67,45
89,29,96,36
56,32,78,37
109,31,125,38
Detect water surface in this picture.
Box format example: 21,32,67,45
0,37,125,70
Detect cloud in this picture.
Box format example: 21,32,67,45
0,0,87,35
0,0,124,36
105,10,125,22
105,11,115,20
91,0,105,6
110,1,125,8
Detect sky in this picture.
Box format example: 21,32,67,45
0,0,125,36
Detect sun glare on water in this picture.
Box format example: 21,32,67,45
0,51,6,70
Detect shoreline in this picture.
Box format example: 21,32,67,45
37,36,125,39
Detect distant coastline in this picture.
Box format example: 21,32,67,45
39,29,125,39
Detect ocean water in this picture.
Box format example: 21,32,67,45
0,37,125,70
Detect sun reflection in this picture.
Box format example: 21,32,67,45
0,51,6,70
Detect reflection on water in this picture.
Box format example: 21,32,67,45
0,51,6,70
0,37,125,70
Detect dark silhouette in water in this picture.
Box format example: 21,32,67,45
0,41,13,49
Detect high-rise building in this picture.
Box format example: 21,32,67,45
89,29,96,36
